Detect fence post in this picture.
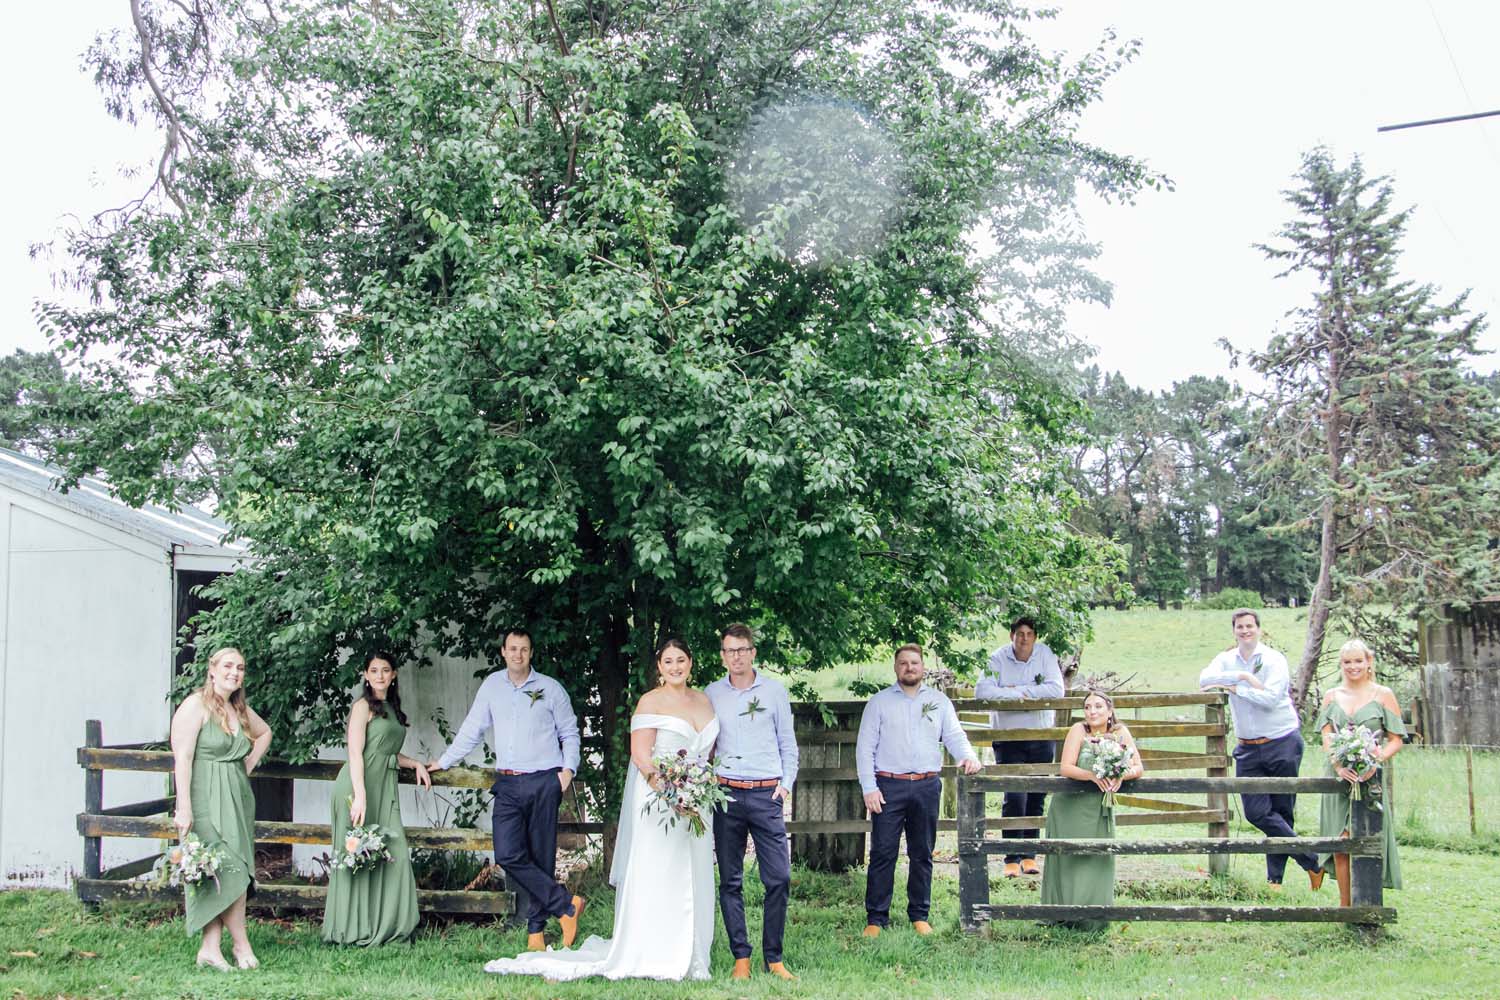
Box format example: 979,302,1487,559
1348,781,1384,928
82,720,103,896
1203,699,1230,876
957,774,989,932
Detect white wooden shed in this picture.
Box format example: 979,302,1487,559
0,447,246,885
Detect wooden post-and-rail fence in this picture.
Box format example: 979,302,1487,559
957,774,1394,930
77,692,1233,914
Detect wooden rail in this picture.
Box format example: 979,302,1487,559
956,773,1394,930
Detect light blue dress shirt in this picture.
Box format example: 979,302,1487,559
974,640,1065,730
856,684,977,794
1198,643,1300,740
706,672,800,790
438,668,581,773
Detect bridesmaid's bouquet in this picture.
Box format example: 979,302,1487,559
157,834,227,893
645,748,733,837
332,823,395,874
1328,724,1382,805
1088,737,1133,809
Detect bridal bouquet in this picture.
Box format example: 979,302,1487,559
1328,724,1382,805
157,834,227,893
332,823,395,875
1088,737,1133,809
646,748,733,837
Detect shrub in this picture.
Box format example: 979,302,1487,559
1199,588,1265,610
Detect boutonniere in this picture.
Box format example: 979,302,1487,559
1033,673,1044,685
1251,654,1264,675
740,697,766,720
921,702,938,722
525,689,546,708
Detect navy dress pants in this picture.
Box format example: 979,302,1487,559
864,776,941,926
491,769,573,933
713,785,792,963
992,738,1055,863
1232,732,1318,882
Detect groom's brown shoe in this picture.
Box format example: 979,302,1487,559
765,961,797,980
527,932,546,951
911,920,934,936
559,895,586,948
731,958,752,980
862,924,881,938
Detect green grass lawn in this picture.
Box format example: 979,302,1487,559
6,607,1498,998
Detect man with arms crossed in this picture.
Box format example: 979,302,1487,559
706,624,799,981
429,629,588,948
975,615,1065,878
856,644,981,937
1199,609,1324,890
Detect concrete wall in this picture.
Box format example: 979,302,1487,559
0,487,173,886
1422,601,1500,747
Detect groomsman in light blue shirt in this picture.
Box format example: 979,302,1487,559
856,643,980,938
428,629,587,949
706,623,799,981
1199,608,1323,890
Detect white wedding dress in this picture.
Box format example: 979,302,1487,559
484,713,719,981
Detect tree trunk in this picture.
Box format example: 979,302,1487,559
1295,495,1337,709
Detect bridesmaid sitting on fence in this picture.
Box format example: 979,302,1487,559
1316,639,1406,905
323,651,431,946
170,646,273,970
1040,689,1142,932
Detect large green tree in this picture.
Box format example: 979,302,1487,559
44,0,1148,809
1239,149,1500,705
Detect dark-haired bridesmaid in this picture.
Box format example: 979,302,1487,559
322,652,431,945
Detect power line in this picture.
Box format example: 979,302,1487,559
1377,108,1500,133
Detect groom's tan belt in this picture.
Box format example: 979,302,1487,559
1237,737,1274,746
718,777,781,790
876,770,939,781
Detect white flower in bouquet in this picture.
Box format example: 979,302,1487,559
645,748,734,837
157,834,228,893
332,823,394,874
1088,736,1133,809
1327,724,1382,806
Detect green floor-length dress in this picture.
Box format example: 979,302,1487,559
1040,741,1116,932
322,710,419,945
1315,699,1405,890
184,721,256,935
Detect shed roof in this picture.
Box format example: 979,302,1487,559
0,447,246,569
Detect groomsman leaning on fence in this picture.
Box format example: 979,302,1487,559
427,629,588,950
856,644,981,938
705,623,799,982
1198,608,1325,891
974,616,1065,878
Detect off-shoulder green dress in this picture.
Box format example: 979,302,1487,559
1040,741,1116,931
1315,698,1406,889
184,722,256,935
321,710,419,945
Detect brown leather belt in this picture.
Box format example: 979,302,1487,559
876,770,939,781
496,768,536,776
717,777,781,790
1237,737,1273,746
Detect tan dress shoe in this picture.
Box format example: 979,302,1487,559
527,932,546,951
559,895,586,948
1020,859,1041,876
911,920,934,936
1003,862,1022,878
862,924,881,938
765,961,797,980
731,957,752,979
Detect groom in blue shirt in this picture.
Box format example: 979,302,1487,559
706,623,799,981
428,629,587,949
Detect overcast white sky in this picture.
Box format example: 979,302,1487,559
3,1,1497,391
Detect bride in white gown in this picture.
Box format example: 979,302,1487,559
485,638,718,981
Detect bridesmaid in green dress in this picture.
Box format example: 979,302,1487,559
1040,690,1143,931
322,652,431,946
170,647,273,970
1316,639,1406,905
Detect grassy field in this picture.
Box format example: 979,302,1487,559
5,607,1499,998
